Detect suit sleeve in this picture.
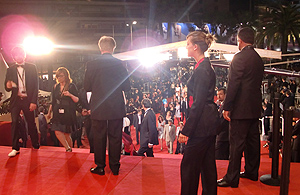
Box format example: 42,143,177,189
30,64,39,104
84,63,92,92
181,68,209,137
223,54,245,111
4,67,13,92
293,121,300,136
120,64,131,92
148,111,158,144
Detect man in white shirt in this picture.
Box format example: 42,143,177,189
5,46,40,157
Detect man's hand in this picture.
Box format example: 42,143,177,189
82,109,89,116
29,103,37,112
223,110,231,121
178,134,188,143
6,81,17,89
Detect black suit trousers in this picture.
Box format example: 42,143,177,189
137,146,154,157
10,98,39,150
224,119,260,186
136,124,141,144
181,136,217,195
83,116,93,153
92,118,122,172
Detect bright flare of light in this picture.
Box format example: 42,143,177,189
138,49,169,68
23,36,54,55
223,54,235,62
132,21,137,25
178,47,188,59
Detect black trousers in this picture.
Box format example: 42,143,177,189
215,141,229,160
181,136,217,195
223,119,260,186
181,110,187,122
92,118,122,172
137,146,154,157
84,116,94,153
10,97,39,151
135,124,141,144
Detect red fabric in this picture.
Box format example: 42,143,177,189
122,132,137,155
194,58,204,69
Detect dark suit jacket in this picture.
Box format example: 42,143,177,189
84,53,131,120
38,113,48,132
4,63,38,108
132,113,143,129
161,106,169,120
216,105,229,142
223,45,264,119
181,58,219,138
78,88,90,111
292,121,300,151
140,108,159,147
180,100,188,112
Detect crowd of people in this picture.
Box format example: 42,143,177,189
3,27,300,195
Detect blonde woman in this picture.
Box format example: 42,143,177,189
48,67,79,152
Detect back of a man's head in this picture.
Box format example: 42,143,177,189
141,98,152,108
98,36,116,53
238,27,255,44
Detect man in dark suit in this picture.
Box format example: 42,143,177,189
180,96,188,121
161,103,169,120
215,88,229,160
132,109,143,145
38,106,48,146
137,98,159,157
217,27,264,188
5,47,40,157
84,36,131,176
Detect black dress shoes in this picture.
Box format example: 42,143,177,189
111,170,119,175
33,143,40,149
90,167,105,175
240,172,258,181
217,178,238,188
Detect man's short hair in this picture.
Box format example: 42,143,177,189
217,87,226,94
11,46,26,58
238,27,255,44
141,98,152,108
168,119,173,123
38,106,45,113
98,36,116,52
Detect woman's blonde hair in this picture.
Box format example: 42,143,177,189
55,67,72,90
186,31,216,52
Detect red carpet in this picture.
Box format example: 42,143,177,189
1,121,300,194
0,145,300,195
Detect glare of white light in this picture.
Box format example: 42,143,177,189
223,54,235,62
126,23,129,27
138,49,169,68
23,36,54,55
132,21,137,25
178,47,188,59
